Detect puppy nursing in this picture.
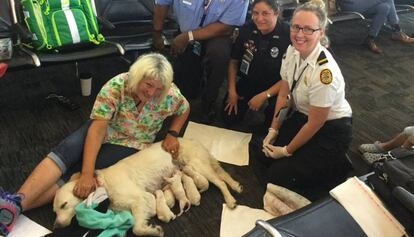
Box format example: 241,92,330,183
53,138,242,236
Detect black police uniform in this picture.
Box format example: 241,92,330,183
222,20,291,127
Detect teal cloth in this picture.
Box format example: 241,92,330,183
75,202,135,237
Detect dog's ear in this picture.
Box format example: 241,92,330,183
69,172,81,182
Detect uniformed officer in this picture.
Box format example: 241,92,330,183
251,0,353,194
153,0,249,123
222,0,291,128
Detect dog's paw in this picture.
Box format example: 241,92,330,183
155,225,164,237
235,184,244,193
133,225,164,237
225,196,237,209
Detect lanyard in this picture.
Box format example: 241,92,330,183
290,63,308,93
199,0,212,27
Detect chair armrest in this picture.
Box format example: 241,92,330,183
12,22,32,41
97,16,115,30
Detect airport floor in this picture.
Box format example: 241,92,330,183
0,13,413,236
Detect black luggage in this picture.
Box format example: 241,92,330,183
367,148,414,235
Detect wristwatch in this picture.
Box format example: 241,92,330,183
167,130,179,137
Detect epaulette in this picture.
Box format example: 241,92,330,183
317,51,328,66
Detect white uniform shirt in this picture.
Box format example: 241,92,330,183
280,43,352,120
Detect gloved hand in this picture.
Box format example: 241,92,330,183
262,145,291,159
263,128,278,147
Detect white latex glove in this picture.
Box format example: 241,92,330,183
262,145,291,159
263,128,278,147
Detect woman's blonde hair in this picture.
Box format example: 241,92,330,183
292,0,330,46
128,52,173,101
293,0,328,30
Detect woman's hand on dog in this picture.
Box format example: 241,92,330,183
162,135,180,159
73,174,98,198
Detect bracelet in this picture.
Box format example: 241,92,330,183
266,91,272,98
188,31,194,42
167,130,180,137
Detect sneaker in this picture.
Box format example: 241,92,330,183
0,189,23,236
361,152,393,165
391,31,414,43
359,141,384,153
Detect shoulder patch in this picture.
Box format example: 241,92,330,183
317,51,328,66
320,69,333,85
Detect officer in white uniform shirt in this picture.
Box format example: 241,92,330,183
250,0,353,196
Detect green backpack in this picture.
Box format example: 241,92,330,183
20,0,104,50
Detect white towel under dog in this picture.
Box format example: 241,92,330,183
330,177,406,237
184,122,252,166
220,204,275,237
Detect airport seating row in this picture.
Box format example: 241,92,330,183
0,0,178,69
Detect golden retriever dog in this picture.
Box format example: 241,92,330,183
53,138,242,236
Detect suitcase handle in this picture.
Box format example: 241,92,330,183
255,220,282,237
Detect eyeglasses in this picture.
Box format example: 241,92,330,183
290,24,320,35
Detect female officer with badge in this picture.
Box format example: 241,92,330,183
222,0,290,128
252,0,352,196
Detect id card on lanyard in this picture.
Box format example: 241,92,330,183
276,62,308,122
191,0,212,56
290,62,309,112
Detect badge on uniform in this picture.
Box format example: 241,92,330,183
270,47,279,58
320,69,333,85
192,41,202,56
240,58,250,75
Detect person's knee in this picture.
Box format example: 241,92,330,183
375,2,391,15
44,155,65,175
403,126,414,144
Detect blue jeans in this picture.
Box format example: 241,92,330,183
338,0,399,37
48,121,138,185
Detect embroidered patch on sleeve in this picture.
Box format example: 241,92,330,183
320,69,333,85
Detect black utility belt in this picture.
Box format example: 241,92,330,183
325,116,352,126
292,111,352,125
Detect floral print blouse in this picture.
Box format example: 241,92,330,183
90,73,189,150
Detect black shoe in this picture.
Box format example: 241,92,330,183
46,93,80,110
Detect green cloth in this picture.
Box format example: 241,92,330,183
75,202,135,237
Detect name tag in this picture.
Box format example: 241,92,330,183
182,0,192,5
240,59,250,75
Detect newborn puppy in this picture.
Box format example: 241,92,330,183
182,165,209,193
181,173,201,206
155,190,176,223
165,171,190,216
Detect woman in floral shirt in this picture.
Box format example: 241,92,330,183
0,53,189,235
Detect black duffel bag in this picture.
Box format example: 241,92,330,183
367,147,414,235
242,197,365,237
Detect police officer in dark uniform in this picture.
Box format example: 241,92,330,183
222,0,290,128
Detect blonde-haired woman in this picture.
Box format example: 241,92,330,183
0,53,190,236
251,0,352,196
